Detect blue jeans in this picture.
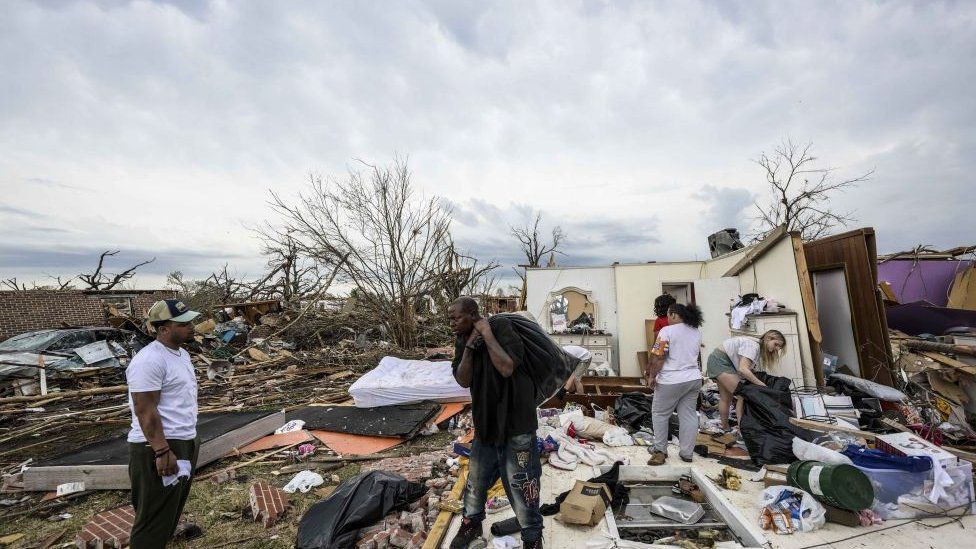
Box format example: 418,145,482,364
463,433,543,542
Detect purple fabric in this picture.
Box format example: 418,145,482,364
886,301,976,336
877,259,972,307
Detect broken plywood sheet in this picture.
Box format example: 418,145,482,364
22,410,284,491
287,401,440,438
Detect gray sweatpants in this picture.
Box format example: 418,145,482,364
652,378,702,459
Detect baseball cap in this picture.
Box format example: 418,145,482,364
147,299,201,324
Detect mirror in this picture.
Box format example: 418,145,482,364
545,287,598,333
549,295,569,332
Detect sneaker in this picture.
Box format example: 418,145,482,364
680,455,693,463
647,451,667,466
449,517,483,549
523,539,543,549
485,496,510,514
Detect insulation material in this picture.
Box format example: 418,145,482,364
348,356,471,408
288,401,441,439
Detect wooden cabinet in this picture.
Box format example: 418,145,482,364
549,333,614,372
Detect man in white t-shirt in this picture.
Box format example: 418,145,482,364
127,299,201,549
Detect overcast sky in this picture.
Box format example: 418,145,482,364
1,0,974,291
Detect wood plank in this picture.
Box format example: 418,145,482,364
199,410,285,464
23,465,129,491
0,385,127,405
789,417,877,441
423,466,468,549
793,234,824,387
918,351,976,376
723,225,788,277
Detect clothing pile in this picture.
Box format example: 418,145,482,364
535,410,630,471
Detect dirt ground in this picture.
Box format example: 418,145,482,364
0,430,456,548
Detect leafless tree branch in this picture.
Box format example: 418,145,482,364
751,138,873,241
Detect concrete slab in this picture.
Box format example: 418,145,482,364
441,442,976,548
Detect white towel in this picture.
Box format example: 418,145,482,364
162,460,192,487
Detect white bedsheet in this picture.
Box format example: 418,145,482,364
348,356,472,408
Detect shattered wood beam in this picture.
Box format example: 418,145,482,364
904,340,976,357
916,351,976,376
0,386,127,405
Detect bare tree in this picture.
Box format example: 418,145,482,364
269,157,454,348
249,227,330,307
510,212,565,304
78,250,156,290
752,139,873,241
166,264,248,315
437,240,499,306
1,278,28,291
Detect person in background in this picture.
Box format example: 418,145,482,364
645,303,704,465
705,330,787,432
651,294,677,346
555,345,592,399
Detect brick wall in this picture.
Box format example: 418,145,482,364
0,289,177,341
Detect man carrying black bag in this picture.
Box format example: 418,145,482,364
447,297,543,549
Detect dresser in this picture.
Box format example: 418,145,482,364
548,333,614,369
730,311,804,387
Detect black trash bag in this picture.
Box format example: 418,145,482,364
735,374,814,466
491,314,579,404
540,461,630,517
295,470,426,549
613,392,654,431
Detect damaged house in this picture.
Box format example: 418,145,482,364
526,226,893,389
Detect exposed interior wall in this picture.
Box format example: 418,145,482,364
613,263,706,376
525,236,819,381
525,267,617,369
735,236,816,384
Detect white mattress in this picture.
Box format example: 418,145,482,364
348,356,472,408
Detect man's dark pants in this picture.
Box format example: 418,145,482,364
463,433,544,542
128,437,200,549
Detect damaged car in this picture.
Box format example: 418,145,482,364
0,327,149,380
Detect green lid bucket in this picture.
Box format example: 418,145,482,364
787,460,874,511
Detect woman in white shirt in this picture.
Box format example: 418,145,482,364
645,303,704,465
705,331,786,431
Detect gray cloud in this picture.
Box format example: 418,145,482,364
694,185,756,236
1,0,974,287
0,205,37,217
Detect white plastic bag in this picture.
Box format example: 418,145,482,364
275,419,306,434
791,437,853,465
283,470,324,493
758,486,826,533
602,427,635,447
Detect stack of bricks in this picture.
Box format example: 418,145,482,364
249,481,290,528
74,505,135,548
360,450,452,482
355,472,459,549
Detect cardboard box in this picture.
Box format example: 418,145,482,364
559,480,612,526
875,432,958,467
